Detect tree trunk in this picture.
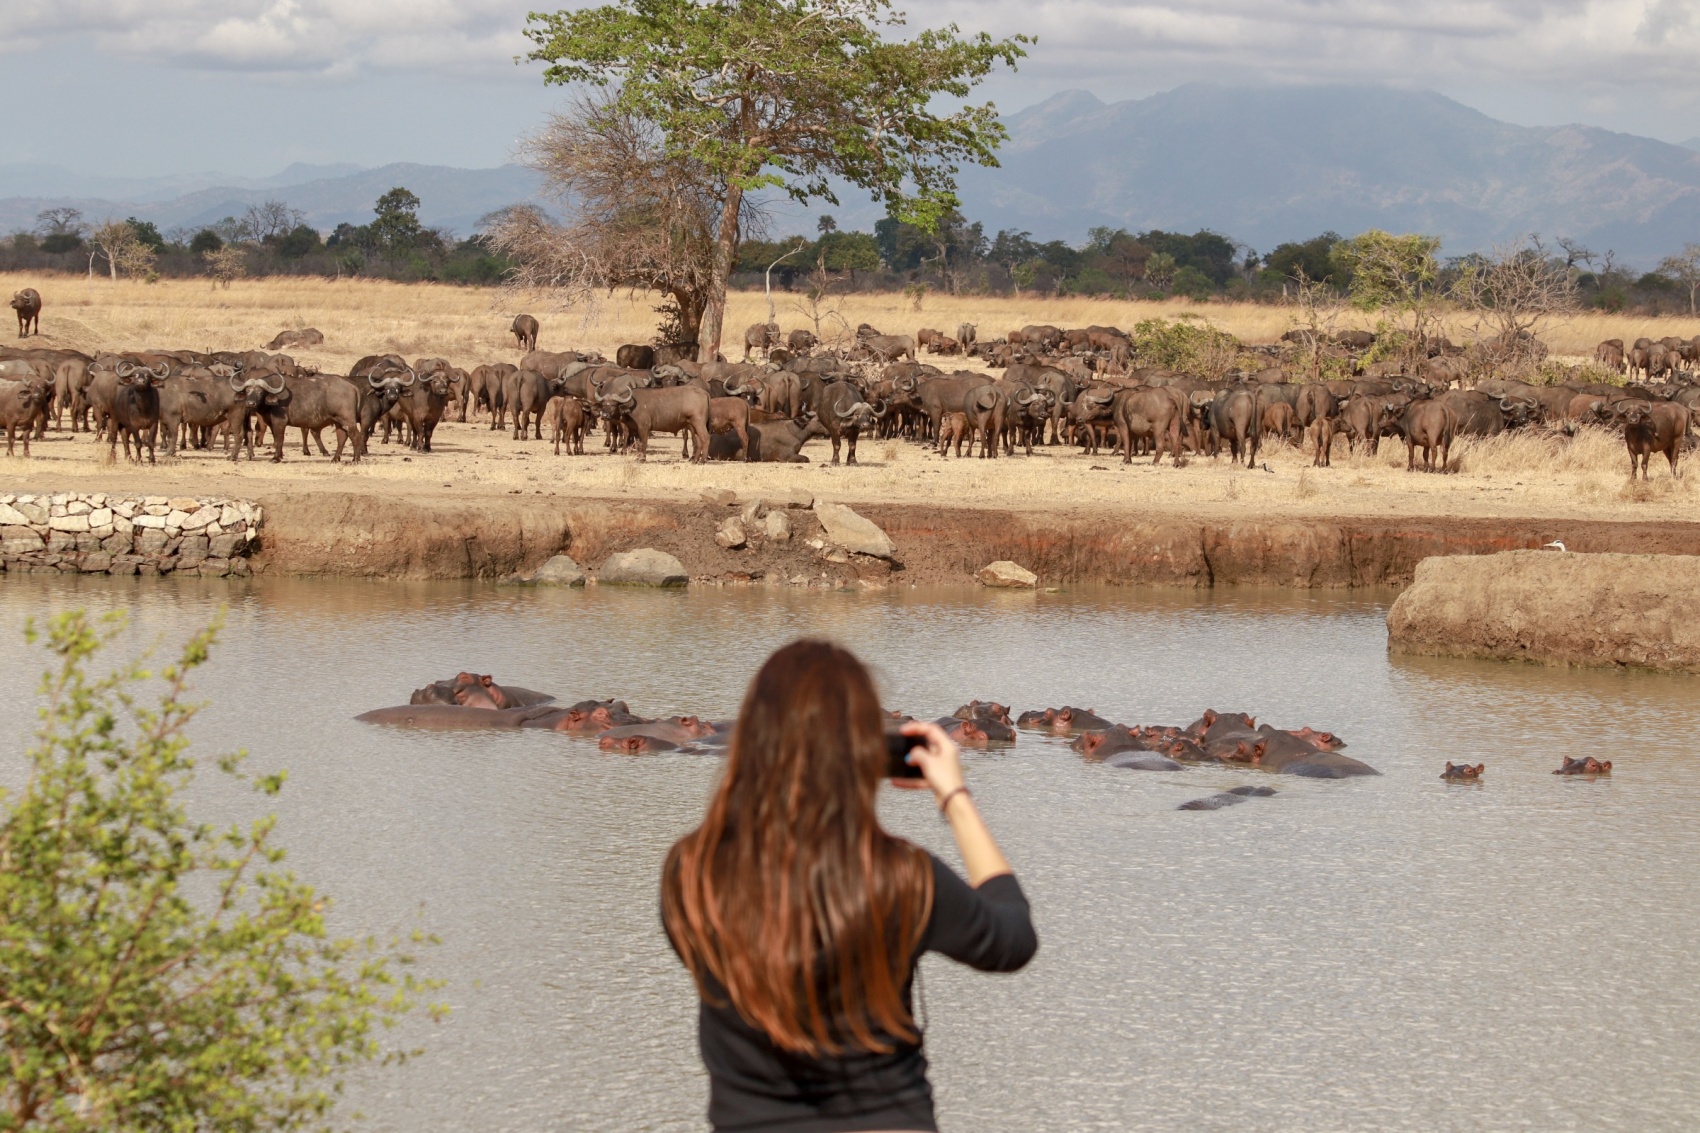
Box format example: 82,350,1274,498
698,183,743,364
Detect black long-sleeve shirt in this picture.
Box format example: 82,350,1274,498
666,854,1038,1133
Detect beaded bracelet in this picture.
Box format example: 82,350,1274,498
936,785,971,816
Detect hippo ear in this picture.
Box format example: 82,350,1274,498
1202,709,1218,727
1600,760,1612,772
682,715,698,727
1475,764,1486,774
1251,741,1267,763
1445,762,1455,772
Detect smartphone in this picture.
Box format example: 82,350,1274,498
886,731,926,779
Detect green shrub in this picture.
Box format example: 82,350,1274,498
1,610,441,1132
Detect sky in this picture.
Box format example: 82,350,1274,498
3,0,1698,178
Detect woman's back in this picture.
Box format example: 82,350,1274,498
661,641,1037,1133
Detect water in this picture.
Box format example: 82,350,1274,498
2,576,1697,1132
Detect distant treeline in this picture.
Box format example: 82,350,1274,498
3,189,1695,315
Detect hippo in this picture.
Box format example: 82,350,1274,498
1186,710,1258,743
1179,785,1278,811
1204,735,1267,764
1153,735,1209,762
355,704,559,729
1072,725,1149,760
409,672,554,709
935,716,995,749
1104,750,1182,772
521,699,643,733
598,726,682,754
1441,762,1485,781
1554,756,1612,776
954,700,1014,727
1289,726,1347,751
598,716,718,753
1015,706,1115,735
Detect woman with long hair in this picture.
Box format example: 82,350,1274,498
662,639,1037,1132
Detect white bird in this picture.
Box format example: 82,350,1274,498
1544,541,1567,552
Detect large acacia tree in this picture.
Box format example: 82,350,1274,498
524,0,1028,362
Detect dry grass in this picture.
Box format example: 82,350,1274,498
8,272,1699,371
2,271,1693,526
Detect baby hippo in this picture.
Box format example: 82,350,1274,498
1554,756,1612,776
949,702,1016,742
598,715,720,754
1441,762,1485,781
1072,725,1147,760
934,716,994,749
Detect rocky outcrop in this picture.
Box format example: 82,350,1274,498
532,554,586,586
0,492,261,577
1387,551,1700,672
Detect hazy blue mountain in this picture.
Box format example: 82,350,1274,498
0,162,544,239
950,84,1700,262
5,85,1698,261
1682,137,1700,152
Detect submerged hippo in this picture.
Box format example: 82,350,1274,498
409,672,554,709
356,703,561,729
1554,756,1612,776
954,700,1015,727
597,716,719,753
1073,725,1148,760
1015,706,1115,735
522,699,643,733
1104,749,1182,772
1186,709,1257,743
1178,785,1278,811
934,716,997,749
1441,762,1485,781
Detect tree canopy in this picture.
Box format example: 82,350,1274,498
523,0,1028,359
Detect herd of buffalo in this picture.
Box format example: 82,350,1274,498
3,287,1694,482
357,672,1614,792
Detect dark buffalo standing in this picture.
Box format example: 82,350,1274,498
1617,400,1690,480
706,395,752,461
109,362,168,463
786,329,817,353
229,371,295,462
617,343,656,369
815,380,878,465
511,314,539,352
911,372,992,440
282,373,367,462
1210,388,1258,464
503,369,559,440
393,371,450,452
156,368,241,457
742,322,779,360
0,377,46,454
961,383,1008,459
1116,387,1184,466
1401,399,1457,472
11,288,42,336
598,383,710,462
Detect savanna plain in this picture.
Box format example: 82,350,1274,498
5,271,1699,528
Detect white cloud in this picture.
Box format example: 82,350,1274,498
3,1,1697,129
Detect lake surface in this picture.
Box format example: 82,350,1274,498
2,575,1697,1132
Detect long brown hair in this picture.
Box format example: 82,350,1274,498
662,639,934,1055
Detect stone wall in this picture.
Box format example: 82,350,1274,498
0,493,262,577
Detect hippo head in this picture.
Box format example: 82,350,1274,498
452,673,512,710
1079,731,1109,757
1441,762,1485,780
1294,726,1346,751
944,719,989,748
668,715,717,739
1225,739,1267,765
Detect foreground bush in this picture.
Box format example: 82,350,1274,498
1,611,440,1132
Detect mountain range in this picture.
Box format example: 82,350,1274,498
4,84,1698,262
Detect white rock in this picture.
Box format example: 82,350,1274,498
715,518,748,550
67,500,91,516
763,510,792,542
812,501,896,560
132,515,166,529
598,548,689,587
165,510,191,528
183,508,218,531
144,504,169,517
0,503,27,526
532,554,587,586
89,508,113,529
220,505,242,526
48,515,91,533
977,561,1039,588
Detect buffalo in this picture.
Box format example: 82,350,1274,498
11,288,42,337
511,314,539,352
